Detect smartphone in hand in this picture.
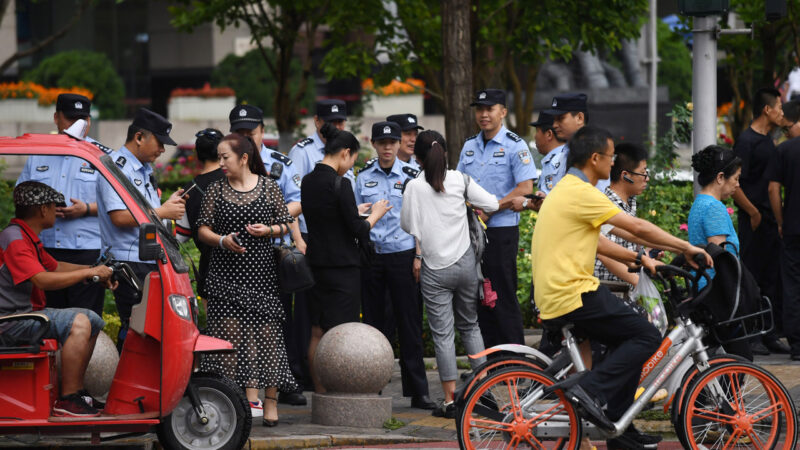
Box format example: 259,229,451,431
180,183,198,200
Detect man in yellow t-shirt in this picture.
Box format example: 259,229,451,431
531,126,712,445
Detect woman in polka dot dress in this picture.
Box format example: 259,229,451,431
197,133,296,427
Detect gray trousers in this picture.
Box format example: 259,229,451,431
420,248,486,382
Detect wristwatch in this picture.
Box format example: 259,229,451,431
521,198,529,210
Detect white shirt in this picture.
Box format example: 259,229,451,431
401,170,499,269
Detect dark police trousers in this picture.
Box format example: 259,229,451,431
543,286,661,421
280,290,312,391
739,213,783,335
44,248,105,317
478,226,525,347
114,262,158,353
362,249,429,398
782,235,800,354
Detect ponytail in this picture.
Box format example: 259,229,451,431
221,133,268,177
414,130,448,193
320,122,360,156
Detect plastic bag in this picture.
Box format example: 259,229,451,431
632,269,668,336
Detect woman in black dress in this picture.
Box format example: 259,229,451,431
197,133,294,426
301,123,391,393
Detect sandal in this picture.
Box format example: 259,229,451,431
263,395,279,427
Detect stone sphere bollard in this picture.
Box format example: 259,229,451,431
83,331,119,399
312,322,394,428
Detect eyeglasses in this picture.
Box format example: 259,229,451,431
595,152,617,162
626,170,650,179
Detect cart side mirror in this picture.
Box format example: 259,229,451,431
139,223,162,261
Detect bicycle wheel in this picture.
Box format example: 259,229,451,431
671,353,750,449
457,366,582,450
679,361,797,449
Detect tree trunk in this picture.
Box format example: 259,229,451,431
442,0,474,169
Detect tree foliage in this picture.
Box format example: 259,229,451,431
23,50,125,118
657,20,692,102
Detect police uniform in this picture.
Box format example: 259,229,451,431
538,144,567,195
96,108,176,350
457,89,537,347
355,122,430,404
16,94,106,315
288,100,356,235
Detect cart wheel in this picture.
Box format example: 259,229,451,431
157,372,251,450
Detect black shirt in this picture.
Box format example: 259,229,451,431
733,127,777,218
768,137,800,237
301,164,370,268
182,168,225,295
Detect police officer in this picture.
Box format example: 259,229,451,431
228,104,309,405
457,89,537,347
16,94,106,316
354,121,434,409
387,113,424,169
96,108,186,351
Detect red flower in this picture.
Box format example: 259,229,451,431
300,107,308,115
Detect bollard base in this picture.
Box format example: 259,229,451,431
311,392,392,428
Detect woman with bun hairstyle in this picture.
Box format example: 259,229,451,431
301,122,391,393
688,144,754,361
197,133,296,426
400,130,499,418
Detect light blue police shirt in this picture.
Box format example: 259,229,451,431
260,144,301,245
354,157,418,254
537,144,567,195
288,132,356,233
17,155,101,250
97,146,161,263
456,125,537,227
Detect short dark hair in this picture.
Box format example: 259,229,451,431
126,125,151,143
15,204,45,220
752,87,781,119
566,126,613,169
195,128,223,162
783,100,800,123
570,111,588,125
610,142,648,182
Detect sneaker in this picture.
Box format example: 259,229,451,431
53,393,100,417
250,399,264,418
607,424,662,449
431,400,456,419
78,389,105,410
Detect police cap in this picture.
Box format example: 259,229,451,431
386,113,424,131
229,105,264,132
543,93,588,115
470,89,506,107
316,99,347,122
371,121,401,141
530,112,556,128
56,93,91,119
132,108,177,146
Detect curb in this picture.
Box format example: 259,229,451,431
248,434,438,449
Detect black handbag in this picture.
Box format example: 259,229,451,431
274,242,315,294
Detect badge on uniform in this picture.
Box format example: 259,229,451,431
365,181,378,188
292,173,301,187
465,150,475,157
493,151,505,158
393,181,404,190
116,156,127,168
36,165,49,172
134,179,142,186
545,175,554,190
79,166,95,174
553,161,560,169
518,151,531,165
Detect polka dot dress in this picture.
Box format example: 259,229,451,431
197,176,297,392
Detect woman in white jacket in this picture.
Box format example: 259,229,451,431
401,130,499,418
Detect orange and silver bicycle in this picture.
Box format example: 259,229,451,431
456,262,797,449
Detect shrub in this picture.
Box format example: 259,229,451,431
23,50,125,118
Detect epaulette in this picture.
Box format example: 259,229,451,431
296,137,314,148
271,151,293,166
465,133,479,141
361,157,377,172
402,165,420,179
506,131,522,143
90,141,114,155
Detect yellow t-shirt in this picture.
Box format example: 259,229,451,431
531,173,621,319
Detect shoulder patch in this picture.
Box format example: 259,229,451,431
90,141,114,155
292,173,301,187
465,133,479,142
115,156,127,168
296,137,314,148
362,157,377,172
506,131,522,143
271,151,292,166
402,166,420,179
